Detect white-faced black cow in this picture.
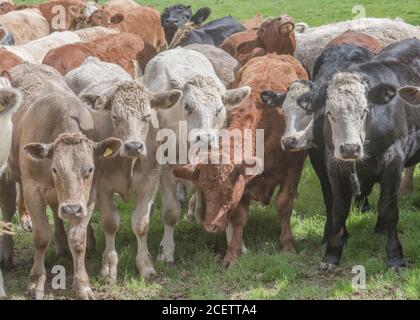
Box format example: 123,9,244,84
261,43,375,242
320,38,420,270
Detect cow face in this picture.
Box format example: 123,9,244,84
161,5,211,43
173,162,247,233
174,76,250,148
82,81,182,158
261,81,317,151
325,72,370,161
24,132,121,220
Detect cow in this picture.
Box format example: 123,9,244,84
121,47,251,276
43,32,157,78
173,54,308,267
179,16,246,47
0,62,122,299
314,38,420,270
161,4,211,44
19,0,86,32
220,15,296,65
242,13,264,30
0,8,49,45
260,42,375,243
185,43,241,88
77,6,166,50
295,18,420,76
65,57,182,283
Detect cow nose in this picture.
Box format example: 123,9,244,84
125,142,144,153
166,19,178,26
61,204,83,216
339,143,361,159
281,136,298,150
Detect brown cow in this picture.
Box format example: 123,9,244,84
78,6,166,50
43,32,157,77
18,0,85,31
173,54,308,267
242,13,264,30
0,48,23,71
325,31,383,54
220,15,296,65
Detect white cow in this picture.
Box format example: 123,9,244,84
129,47,251,277
296,18,420,76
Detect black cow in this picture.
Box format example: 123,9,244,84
319,38,420,270
261,44,375,243
161,4,211,44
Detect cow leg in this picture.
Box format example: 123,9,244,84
0,174,17,269
194,190,205,224
67,205,95,300
226,222,248,255
25,191,49,300
378,163,405,269
187,192,196,221
322,161,352,270
400,166,415,195
99,188,119,284
50,204,69,257
86,223,96,253
132,170,159,278
17,183,32,232
223,197,250,268
158,168,180,264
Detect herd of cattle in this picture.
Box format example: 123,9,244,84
0,0,419,300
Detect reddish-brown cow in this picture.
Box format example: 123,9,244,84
42,32,157,77
173,54,308,267
220,15,296,65
79,6,166,50
0,49,23,71
325,31,383,54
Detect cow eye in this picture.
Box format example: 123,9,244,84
112,115,118,121
52,168,58,175
215,107,223,115
83,167,94,179
326,111,336,123
184,104,192,114
361,109,368,119
142,114,151,122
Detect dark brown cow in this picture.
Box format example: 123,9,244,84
220,15,296,65
173,54,308,267
77,6,166,50
325,31,383,54
42,32,157,77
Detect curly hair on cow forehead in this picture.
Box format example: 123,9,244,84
53,132,93,147
186,75,220,89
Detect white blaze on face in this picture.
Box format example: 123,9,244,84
282,81,316,151
326,72,368,161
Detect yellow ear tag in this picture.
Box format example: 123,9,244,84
103,147,113,158
0,103,5,113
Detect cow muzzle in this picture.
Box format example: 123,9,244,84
123,141,146,157
281,136,299,151
59,202,86,219
338,143,362,160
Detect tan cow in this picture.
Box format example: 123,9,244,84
2,62,121,299
0,9,49,45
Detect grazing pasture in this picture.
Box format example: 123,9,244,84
3,0,420,299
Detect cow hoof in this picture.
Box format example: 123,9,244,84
281,245,295,255
20,215,33,232
222,258,237,270
320,261,337,272
0,252,13,270
388,260,406,272
27,275,46,300
78,287,96,300
100,266,117,284
139,266,156,280
157,253,174,265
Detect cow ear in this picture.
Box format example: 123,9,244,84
191,7,211,25
237,38,261,54
81,94,112,111
173,164,200,182
398,86,420,106
69,5,80,17
95,138,122,160
260,90,286,108
367,83,397,105
151,90,182,109
0,88,23,114
1,70,12,83
223,86,251,111
111,13,124,24
24,143,53,161
297,85,328,112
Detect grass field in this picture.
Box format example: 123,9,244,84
3,0,420,300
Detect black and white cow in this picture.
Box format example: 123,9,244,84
320,38,420,270
261,43,375,242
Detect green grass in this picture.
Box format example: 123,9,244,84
3,0,420,300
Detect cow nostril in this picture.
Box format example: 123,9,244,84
125,142,143,152
62,204,83,216
195,136,201,142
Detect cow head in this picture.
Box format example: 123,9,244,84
325,72,399,161
24,132,122,219
398,86,420,106
261,80,324,151
75,3,102,29
171,75,250,148
161,5,211,43
173,157,260,233
81,81,182,158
